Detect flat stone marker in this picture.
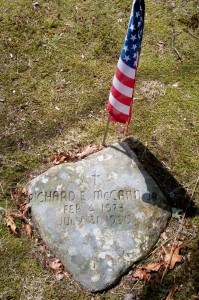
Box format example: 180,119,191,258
27,142,171,291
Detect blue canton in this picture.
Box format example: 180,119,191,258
121,0,145,69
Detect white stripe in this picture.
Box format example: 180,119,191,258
113,75,133,98
117,58,135,79
109,92,130,115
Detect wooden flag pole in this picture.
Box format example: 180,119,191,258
102,115,111,146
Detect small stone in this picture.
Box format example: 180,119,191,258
32,2,40,7
124,294,135,300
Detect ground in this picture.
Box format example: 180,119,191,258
0,0,198,299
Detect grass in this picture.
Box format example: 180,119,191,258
0,0,199,299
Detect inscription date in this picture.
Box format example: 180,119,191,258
58,214,131,226
63,203,123,214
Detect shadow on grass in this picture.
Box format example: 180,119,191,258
124,137,197,217
118,137,198,300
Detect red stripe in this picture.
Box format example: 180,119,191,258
110,85,132,106
107,102,132,124
115,67,135,88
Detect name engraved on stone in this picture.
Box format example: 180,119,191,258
28,188,141,202
28,190,85,202
93,189,140,201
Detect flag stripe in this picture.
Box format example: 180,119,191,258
112,75,133,98
115,67,135,88
117,58,136,79
109,92,130,115
107,102,131,124
111,85,132,106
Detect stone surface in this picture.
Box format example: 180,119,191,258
27,142,171,291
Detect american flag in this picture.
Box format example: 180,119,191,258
107,0,145,124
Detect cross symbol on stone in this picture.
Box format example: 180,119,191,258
92,171,100,185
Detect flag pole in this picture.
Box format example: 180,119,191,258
102,115,111,146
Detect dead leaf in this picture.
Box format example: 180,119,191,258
14,202,30,220
77,144,103,159
63,271,70,278
132,261,162,281
21,187,29,195
162,245,183,269
12,212,24,219
11,188,29,211
24,223,33,239
49,259,63,271
13,203,30,219
51,151,73,165
6,208,19,236
21,203,31,217
167,252,183,270
49,259,66,280
132,268,151,281
157,41,165,53
7,188,32,239
143,262,163,272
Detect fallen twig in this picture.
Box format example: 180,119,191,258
161,213,185,282
150,236,173,255
0,207,6,215
0,182,4,193
172,29,182,60
190,176,199,199
187,30,199,40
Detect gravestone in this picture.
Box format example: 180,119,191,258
27,142,171,291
